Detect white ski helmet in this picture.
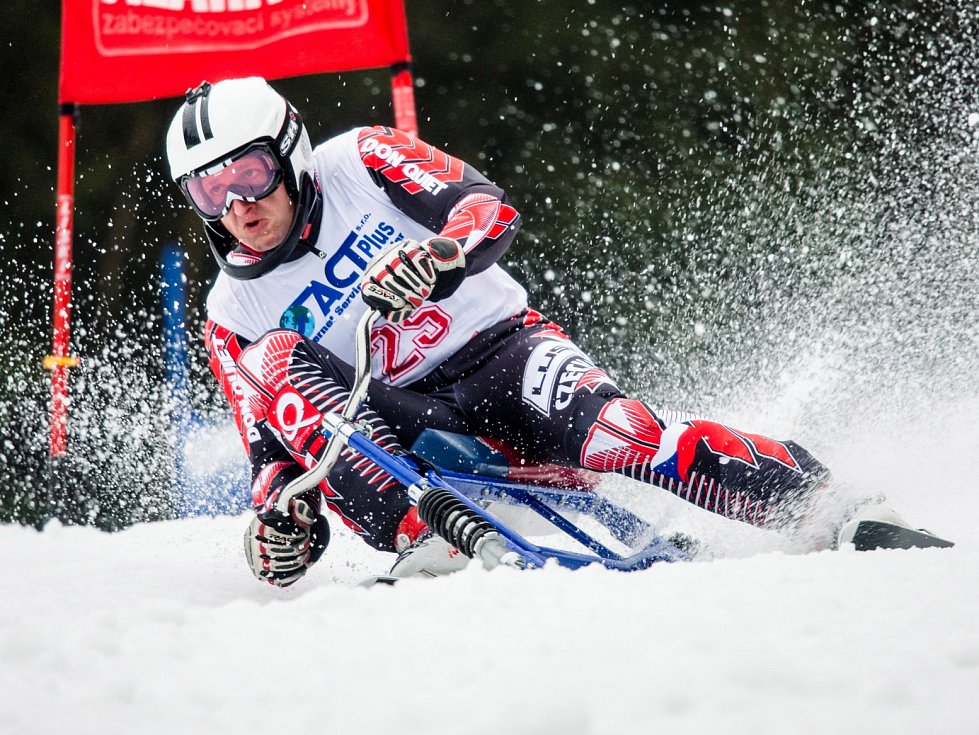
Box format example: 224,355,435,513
166,77,321,280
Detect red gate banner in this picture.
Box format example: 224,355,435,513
60,0,411,104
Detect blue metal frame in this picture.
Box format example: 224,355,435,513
343,429,690,571
439,471,691,569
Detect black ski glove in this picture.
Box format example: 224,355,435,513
243,493,330,587
361,237,466,323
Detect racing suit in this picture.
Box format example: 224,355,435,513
204,126,828,552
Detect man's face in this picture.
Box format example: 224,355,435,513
219,183,296,252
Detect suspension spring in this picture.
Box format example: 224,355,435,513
417,487,497,559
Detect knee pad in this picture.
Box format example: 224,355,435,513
576,398,666,471
236,330,307,420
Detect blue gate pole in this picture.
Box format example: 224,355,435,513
160,242,192,508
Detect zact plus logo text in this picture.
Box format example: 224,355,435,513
281,216,404,341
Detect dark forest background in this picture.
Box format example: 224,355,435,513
2,1,977,527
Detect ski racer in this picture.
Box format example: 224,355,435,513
164,77,943,587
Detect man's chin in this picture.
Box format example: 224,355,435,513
242,237,283,253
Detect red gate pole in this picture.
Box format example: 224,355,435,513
46,104,81,457
391,62,418,135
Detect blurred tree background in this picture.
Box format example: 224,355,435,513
2,0,978,528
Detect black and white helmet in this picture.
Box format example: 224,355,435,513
166,77,321,280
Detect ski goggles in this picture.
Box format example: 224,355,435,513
179,146,283,220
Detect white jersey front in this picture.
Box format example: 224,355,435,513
206,127,528,386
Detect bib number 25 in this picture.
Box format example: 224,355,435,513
371,305,451,382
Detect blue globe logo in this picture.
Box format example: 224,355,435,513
280,305,315,337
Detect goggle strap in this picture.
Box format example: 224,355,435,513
276,102,303,159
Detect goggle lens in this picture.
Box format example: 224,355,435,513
183,148,282,219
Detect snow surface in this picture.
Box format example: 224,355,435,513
3,389,978,735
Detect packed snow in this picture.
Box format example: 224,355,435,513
2,386,977,735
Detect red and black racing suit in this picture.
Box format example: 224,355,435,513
203,127,829,554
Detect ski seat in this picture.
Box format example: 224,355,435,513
410,429,600,490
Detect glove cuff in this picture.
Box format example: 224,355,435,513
426,237,467,302
308,512,331,566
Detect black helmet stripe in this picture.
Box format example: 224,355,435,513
181,94,214,149
181,102,201,148
199,95,214,140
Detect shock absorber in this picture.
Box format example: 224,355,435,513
417,486,533,569
417,487,493,557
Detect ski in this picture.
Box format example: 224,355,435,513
357,575,402,588
849,520,954,551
